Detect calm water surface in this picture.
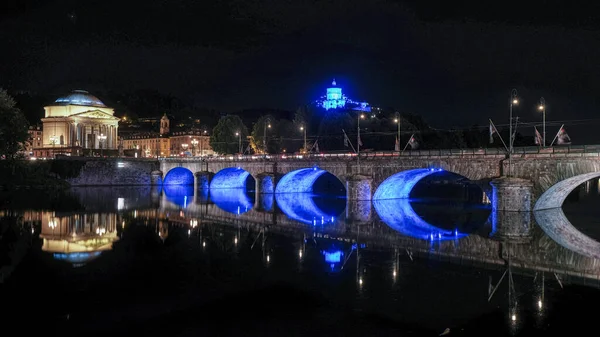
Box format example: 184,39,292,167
1,182,600,336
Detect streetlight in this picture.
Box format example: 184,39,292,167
357,113,365,169
300,125,307,153
394,112,401,151
98,133,107,157
538,97,546,147
509,89,518,176
181,143,188,156
263,118,271,154
235,131,241,154
191,139,198,156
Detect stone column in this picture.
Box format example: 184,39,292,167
195,171,214,190
255,173,278,212
489,177,534,241
345,174,373,223
150,170,163,186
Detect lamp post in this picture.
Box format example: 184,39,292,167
357,113,365,170
236,132,241,154
98,133,107,157
509,89,518,176
538,97,546,147
181,143,188,157
394,112,401,151
300,125,307,153
263,118,271,154
191,139,198,157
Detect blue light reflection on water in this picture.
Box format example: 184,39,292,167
261,193,274,212
53,252,102,264
276,193,342,225
373,198,466,240
163,184,194,208
210,188,254,215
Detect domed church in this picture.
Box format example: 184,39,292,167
40,90,120,157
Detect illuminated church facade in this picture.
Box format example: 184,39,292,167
37,90,120,157
315,79,371,112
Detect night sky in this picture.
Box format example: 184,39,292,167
3,0,600,141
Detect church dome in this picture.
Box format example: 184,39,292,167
54,90,106,107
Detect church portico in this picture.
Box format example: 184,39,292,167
38,90,120,157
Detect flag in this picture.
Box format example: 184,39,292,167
489,122,496,144
394,137,400,151
358,135,363,147
343,133,349,147
534,127,543,145
556,126,571,145
408,135,419,149
315,140,319,152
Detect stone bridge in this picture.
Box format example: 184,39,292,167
156,149,600,212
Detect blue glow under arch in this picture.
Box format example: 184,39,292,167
210,188,253,215
276,193,339,226
164,167,194,185
373,198,466,240
210,167,253,190
373,168,444,200
275,168,343,194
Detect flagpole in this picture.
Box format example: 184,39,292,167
489,119,509,153
402,133,415,152
549,124,564,147
357,113,363,172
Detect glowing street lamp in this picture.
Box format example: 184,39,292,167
263,118,272,154
394,112,401,151
300,125,307,153
508,89,518,176
235,131,241,154
538,97,546,147
357,113,365,169
98,133,107,157
191,139,198,156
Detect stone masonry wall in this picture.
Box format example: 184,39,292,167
65,158,159,186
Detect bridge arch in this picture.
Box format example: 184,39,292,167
164,167,194,185
275,167,345,195
534,172,600,211
210,167,256,190
210,188,254,215
373,168,486,202
276,193,344,226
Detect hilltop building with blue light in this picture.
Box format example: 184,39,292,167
314,79,371,112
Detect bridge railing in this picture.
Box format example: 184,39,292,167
158,144,600,162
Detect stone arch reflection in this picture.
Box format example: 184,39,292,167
276,193,344,225
210,188,254,215
163,184,194,208
373,198,489,240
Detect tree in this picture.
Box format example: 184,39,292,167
251,115,276,154
210,115,248,154
0,89,29,160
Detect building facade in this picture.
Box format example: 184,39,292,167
25,125,43,157
120,114,213,158
38,90,120,157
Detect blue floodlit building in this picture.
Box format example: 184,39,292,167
315,79,371,112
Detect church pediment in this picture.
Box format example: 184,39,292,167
70,110,120,120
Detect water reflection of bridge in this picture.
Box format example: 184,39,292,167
148,197,600,287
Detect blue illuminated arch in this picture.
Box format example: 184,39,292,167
210,188,254,215
373,198,466,240
261,194,274,212
275,168,342,194
373,168,444,200
276,193,339,226
164,167,194,185
210,167,253,190
163,184,194,208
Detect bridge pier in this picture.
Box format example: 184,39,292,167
151,170,163,186
255,173,278,212
195,171,214,190
346,174,373,201
346,200,372,223
489,177,534,241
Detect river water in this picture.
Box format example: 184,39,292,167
1,181,600,336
